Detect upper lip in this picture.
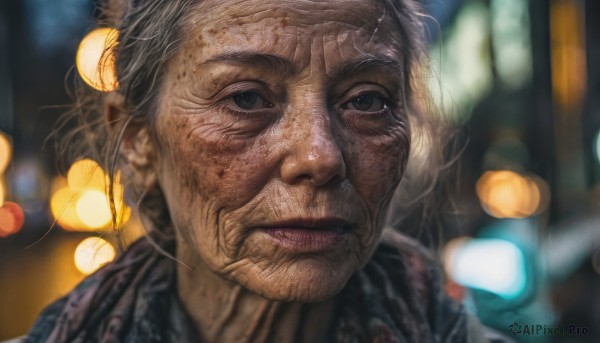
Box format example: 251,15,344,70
257,217,353,230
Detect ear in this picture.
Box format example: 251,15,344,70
104,92,158,193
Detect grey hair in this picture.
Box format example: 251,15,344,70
55,0,456,247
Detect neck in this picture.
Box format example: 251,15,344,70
176,243,337,342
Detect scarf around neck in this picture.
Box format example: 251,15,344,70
26,229,467,342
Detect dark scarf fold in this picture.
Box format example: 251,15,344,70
26,230,467,342
334,230,467,342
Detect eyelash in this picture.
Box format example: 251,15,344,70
219,89,276,117
218,87,394,117
223,105,271,117
339,92,390,114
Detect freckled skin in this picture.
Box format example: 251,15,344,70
148,0,410,341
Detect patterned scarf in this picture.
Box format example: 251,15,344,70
26,229,467,342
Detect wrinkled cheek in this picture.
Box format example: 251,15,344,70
159,117,253,203
156,119,274,254
158,121,211,195
354,133,410,211
351,134,408,258
160,142,237,258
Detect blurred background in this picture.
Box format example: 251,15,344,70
0,0,598,341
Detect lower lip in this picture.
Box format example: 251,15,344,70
260,227,347,253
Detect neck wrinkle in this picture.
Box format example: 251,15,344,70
176,246,337,342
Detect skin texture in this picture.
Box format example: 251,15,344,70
122,0,411,341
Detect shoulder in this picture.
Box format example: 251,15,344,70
333,228,468,341
376,228,453,313
376,229,515,343
25,236,176,342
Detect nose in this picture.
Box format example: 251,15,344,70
279,114,346,187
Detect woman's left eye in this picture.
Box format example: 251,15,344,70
231,91,273,111
342,94,386,112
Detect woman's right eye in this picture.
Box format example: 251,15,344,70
231,91,273,110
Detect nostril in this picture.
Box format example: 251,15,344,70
295,174,312,183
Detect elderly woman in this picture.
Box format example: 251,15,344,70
23,0,504,342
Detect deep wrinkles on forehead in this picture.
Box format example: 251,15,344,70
173,0,404,75
187,0,391,37
160,0,407,101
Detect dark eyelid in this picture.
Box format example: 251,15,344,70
341,93,386,109
221,94,278,118
221,87,278,114
211,81,273,101
337,84,391,105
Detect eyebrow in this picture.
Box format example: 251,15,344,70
202,52,402,80
334,56,403,80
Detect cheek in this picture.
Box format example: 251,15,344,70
156,114,280,265
350,127,410,210
156,114,278,234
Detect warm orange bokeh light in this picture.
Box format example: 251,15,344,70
76,28,119,92
0,202,25,237
0,179,4,208
0,133,11,174
75,190,112,229
67,159,107,191
52,160,131,231
476,170,547,218
50,187,85,231
550,0,586,111
73,237,116,275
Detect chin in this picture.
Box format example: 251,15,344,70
240,258,355,303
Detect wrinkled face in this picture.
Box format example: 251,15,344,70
154,0,410,302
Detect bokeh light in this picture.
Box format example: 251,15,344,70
444,237,527,300
476,170,548,218
594,130,600,163
427,1,493,123
0,209,15,238
0,132,11,174
0,180,4,208
0,202,25,237
51,160,130,231
50,187,85,230
490,0,532,90
67,159,107,191
75,190,112,229
76,27,119,92
73,237,116,275
550,0,587,110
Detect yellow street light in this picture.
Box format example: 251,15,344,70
74,237,116,275
76,28,119,92
75,190,113,229
0,132,11,174
476,170,545,219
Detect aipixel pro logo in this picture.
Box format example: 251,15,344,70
508,322,588,336
508,322,522,336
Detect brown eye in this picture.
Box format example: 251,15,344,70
344,94,385,112
232,91,272,110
